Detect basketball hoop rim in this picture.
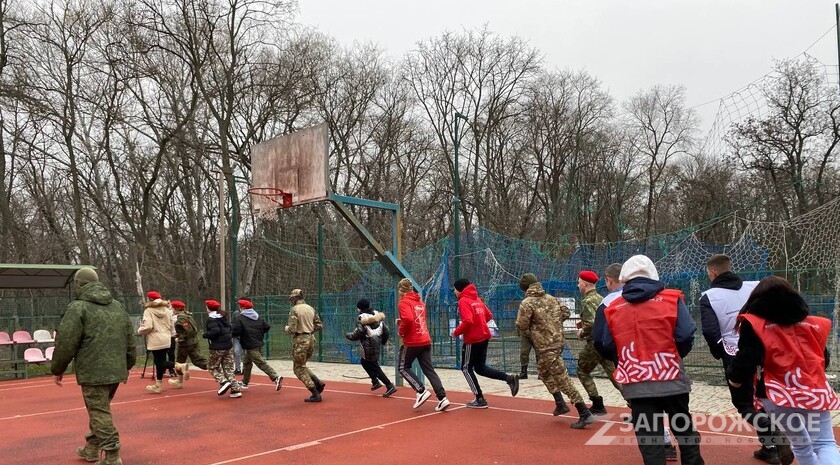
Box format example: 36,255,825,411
248,187,294,208
247,187,289,196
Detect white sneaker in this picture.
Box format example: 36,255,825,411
413,389,431,409
238,382,249,390
274,376,283,391
229,391,242,398
435,397,451,412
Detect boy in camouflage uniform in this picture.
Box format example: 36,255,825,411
284,288,325,402
515,272,595,429
168,300,208,388
575,270,621,415
51,267,136,465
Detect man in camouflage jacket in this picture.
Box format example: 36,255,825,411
51,267,136,465
285,288,324,402
515,273,595,429
575,270,621,415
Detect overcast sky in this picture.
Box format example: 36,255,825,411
296,0,839,133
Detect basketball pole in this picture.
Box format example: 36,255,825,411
219,170,226,311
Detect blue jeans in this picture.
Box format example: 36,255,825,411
761,399,840,465
232,338,242,370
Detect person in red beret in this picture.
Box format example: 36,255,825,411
137,290,175,393
576,270,622,416
202,300,241,398
168,300,208,389
231,298,283,391
144,290,177,377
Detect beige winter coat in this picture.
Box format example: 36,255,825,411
137,299,174,350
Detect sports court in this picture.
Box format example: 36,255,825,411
3,365,830,465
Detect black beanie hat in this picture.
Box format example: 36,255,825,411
453,278,470,292
356,299,372,313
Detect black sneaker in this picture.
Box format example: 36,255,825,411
217,381,232,396
382,386,397,398
507,374,520,397
234,369,242,375
371,382,383,391
753,446,780,465
466,398,488,409
665,445,677,462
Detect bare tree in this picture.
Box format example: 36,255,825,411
403,27,541,238
623,84,698,237
728,58,840,220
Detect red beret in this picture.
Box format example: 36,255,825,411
237,299,253,309
171,300,186,309
579,270,599,284
146,291,162,300
205,299,221,310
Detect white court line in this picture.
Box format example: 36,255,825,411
207,403,759,465
207,406,468,465
0,380,57,391
0,388,216,421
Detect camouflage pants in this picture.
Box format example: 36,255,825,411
208,349,237,387
519,335,534,366
81,383,121,452
242,347,279,385
536,347,583,404
577,340,622,398
292,334,317,389
175,342,208,370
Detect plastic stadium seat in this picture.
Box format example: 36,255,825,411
44,346,54,360
12,331,35,344
0,332,11,345
33,329,54,343
23,348,47,363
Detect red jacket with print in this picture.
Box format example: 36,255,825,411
452,283,493,344
397,292,432,347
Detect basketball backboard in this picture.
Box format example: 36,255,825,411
250,123,330,218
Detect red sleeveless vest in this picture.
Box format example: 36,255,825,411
739,313,839,410
605,289,684,384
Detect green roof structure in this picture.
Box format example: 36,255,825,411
0,264,96,289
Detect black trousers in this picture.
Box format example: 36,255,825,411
399,345,446,400
361,358,393,388
461,339,507,397
721,354,775,446
631,393,704,465
151,349,175,381
166,337,176,372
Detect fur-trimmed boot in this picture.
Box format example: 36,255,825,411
552,392,571,416
168,374,184,388
94,449,122,465
570,402,596,429
76,444,99,462
146,379,164,394
175,362,190,381
304,386,322,402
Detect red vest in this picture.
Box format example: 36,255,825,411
605,289,683,384
740,313,839,411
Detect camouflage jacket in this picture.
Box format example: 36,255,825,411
51,282,136,385
174,312,200,346
515,282,570,352
287,300,323,335
579,289,604,340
